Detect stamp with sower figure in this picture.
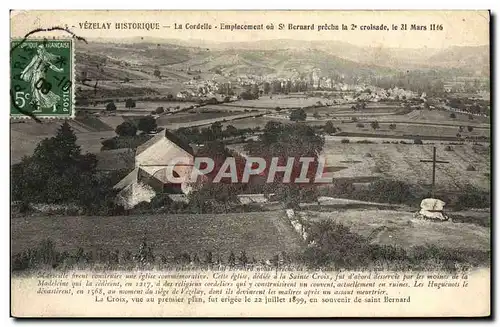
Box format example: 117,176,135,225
11,38,74,118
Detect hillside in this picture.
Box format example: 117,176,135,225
101,38,489,75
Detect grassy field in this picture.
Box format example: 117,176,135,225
77,101,197,113
321,142,490,191
10,120,118,163
233,95,331,109
334,122,489,139
303,209,490,252
11,212,304,261
405,109,490,124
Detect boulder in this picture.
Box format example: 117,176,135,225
415,198,449,221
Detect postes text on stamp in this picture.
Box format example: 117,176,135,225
11,38,74,118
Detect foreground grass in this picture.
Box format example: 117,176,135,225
11,212,303,261
11,211,490,273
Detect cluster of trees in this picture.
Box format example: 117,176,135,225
263,80,311,95
175,122,253,145
243,121,325,206
289,108,307,122
105,99,137,111
115,116,158,137
372,70,446,96
351,101,367,111
239,84,260,100
12,123,120,214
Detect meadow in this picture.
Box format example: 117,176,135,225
320,142,490,191
11,211,303,262
303,209,490,252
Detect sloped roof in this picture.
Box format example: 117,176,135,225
135,129,194,157
113,167,139,190
96,148,135,171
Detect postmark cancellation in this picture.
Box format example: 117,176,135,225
10,38,75,119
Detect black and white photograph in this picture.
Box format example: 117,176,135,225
9,10,491,317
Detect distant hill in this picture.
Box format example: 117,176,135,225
82,38,489,77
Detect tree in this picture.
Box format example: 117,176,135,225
251,84,260,99
324,121,336,134
238,251,248,266
370,121,380,130
224,125,239,138
244,122,325,200
106,101,117,111
211,121,223,140
115,121,137,137
450,112,456,119
263,82,271,95
239,91,256,100
228,251,236,267
125,99,136,109
137,116,157,134
389,123,397,130
153,69,161,78
313,112,321,119
11,122,117,211
356,101,367,111
289,108,306,122
467,126,474,132
155,107,164,114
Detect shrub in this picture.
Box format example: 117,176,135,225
289,108,307,122
341,139,350,144
324,121,336,134
445,145,454,151
453,185,490,210
155,107,165,114
413,138,423,145
125,99,136,109
466,164,476,171
115,121,137,137
389,123,397,130
365,179,416,204
450,112,456,119
137,116,158,134
467,126,474,132
356,123,365,128
105,101,117,111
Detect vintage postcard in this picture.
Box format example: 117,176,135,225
10,10,491,317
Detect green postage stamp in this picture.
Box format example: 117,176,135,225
10,38,74,118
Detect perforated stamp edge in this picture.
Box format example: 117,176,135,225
10,36,76,120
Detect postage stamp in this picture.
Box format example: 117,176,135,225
10,38,74,118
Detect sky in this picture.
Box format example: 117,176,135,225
10,10,490,49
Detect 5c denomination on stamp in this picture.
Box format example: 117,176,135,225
11,38,74,118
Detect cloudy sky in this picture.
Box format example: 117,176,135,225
11,10,489,49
